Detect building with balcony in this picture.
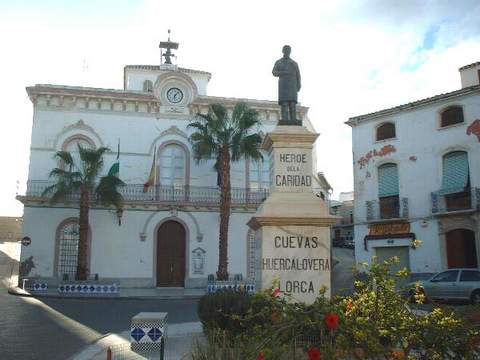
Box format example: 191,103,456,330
347,61,480,279
17,41,323,289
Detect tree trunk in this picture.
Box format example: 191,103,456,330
76,185,90,280
217,145,231,281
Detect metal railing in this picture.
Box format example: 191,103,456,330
23,180,269,206
366,197,409,221
431,187,480,214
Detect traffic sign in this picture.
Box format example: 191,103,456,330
21,236,31,246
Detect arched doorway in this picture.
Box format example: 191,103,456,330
156,220,186,287
446,229,477,268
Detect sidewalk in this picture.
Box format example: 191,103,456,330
70,322,204,360
8,286,205,300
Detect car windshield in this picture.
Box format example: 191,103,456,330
431,270,458,282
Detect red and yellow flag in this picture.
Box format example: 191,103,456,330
143,147,156,192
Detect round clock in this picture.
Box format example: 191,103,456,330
166,87,184,104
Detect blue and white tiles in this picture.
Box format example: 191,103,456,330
57,283,118,295
207,281,256,294
130,312,167,353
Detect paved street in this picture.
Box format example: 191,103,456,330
0,243,199,360
331,247,355,296
0,242,353,360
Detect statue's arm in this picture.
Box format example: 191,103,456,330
296,64,301,91
272,61,280,77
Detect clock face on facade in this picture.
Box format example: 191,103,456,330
166,87,184,104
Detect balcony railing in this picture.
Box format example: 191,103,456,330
22,180,269,206
431,187,480,214
366,197,409,221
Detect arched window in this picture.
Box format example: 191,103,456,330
440,106,464,127
249,152,271,190
61,135,95,169
378,163,399,218
376,122,396,141
441,151,469,193
143,80,153,93
159,144,186,186
56,220,80,279
441,151,471,210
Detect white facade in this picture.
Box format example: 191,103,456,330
19,55,322,288
348,62,480,278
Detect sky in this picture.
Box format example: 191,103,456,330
0,0,479,216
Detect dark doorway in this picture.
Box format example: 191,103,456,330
156,220,186,287
446,229,477,268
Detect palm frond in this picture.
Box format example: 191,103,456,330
95,175,125,209
48,168,82,182
237,133,264,162
78,145,109,187
190,102,263,165
54,151,75,171
42,181,76,204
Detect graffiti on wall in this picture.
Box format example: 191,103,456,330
467,119,480,142
357,145,396,169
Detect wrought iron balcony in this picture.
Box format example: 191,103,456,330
22,180,269,207
431,187,480,214
366,197,409,221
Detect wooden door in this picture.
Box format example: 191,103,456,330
156,221,186,287
446,229,477,268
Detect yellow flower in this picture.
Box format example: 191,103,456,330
411,239,423,249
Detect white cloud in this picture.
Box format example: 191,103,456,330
0,0,479,215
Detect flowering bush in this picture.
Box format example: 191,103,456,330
193,257,480,359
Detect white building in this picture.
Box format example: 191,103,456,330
18,42,324,289
330,192,354,247
347,62,480,279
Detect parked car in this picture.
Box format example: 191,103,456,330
407,268,480,304
343,239,354,249
332,238,344,247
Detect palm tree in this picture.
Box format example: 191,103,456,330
43,145,124,280
188,103,263,280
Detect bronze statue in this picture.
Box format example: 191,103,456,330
272,45,301,125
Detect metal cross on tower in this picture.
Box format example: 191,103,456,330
159,29,179,65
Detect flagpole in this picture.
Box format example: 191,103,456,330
154,145,157,186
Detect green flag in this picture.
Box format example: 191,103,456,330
108,140,120,177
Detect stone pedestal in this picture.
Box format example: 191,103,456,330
131,312,167,355
248,125,337,304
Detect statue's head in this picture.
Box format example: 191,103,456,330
282,45,291,57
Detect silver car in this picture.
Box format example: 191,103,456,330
409,268,480,304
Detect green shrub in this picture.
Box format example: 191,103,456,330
195,258,480,359
191,328,292,360
197,289,252,336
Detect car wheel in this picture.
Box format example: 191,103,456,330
471,290,480,305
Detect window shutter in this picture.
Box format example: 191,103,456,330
440,152,469,194
378,164,399,197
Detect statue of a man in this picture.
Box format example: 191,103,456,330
272,45,301,125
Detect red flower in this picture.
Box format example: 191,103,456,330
272,288,281,297
346,299,353,311
307,346,321,360
256,352,265,360
325,312,340,330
